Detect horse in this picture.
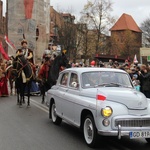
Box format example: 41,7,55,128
39,52,71,103
12,55,34,107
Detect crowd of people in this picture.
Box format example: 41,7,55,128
1,40,150,99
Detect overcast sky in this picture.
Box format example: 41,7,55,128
51,0,150,26
2,0,150,26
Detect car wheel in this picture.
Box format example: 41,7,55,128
83,115,97,148
51,102,62,125
145,138,150,144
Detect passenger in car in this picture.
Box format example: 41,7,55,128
61,74,68,86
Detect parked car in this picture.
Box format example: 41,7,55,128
46,67,150,147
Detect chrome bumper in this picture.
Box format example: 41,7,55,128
98,125,134,139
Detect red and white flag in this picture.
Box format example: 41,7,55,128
0,42,9,60
133,54,138,63
4,35,16,51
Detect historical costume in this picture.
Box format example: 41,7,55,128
38,56,51,91
16,40,34,64
16,40,40,95
0,62,9,97
38,55,51,103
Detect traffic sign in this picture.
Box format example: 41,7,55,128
140,48,150,56
147,56,150,62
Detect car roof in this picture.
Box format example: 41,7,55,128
62,67,126,74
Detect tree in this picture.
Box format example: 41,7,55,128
141,17,150,47
76,17,97,64
80,0,115,55
57,15,77,61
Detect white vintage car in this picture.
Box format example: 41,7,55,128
46,67,150,147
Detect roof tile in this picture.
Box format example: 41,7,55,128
110,13,142,32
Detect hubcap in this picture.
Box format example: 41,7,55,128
84,118,94,144
52,104,57,121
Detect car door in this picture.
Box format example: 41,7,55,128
56,72,69,118
62,72,80,125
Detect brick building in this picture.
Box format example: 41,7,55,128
49,6,75,50
110,13,142,60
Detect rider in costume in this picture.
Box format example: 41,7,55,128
16,40,34,64
16,40,40,95
38,54,51,90
38,54,51,103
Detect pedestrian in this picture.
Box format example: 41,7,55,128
132,74,140,91
90,60,96,67
138,64,150,98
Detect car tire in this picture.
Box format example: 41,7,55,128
83,115,97,148
50,102,62,125
145,138,150,144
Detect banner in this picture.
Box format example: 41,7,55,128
4,35,16,51
24,0,34,19
0,42,9,60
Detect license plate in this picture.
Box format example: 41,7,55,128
130,131,150,139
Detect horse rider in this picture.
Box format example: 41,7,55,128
16,40,40,95
38,54,51,84
38,54,51,103
16,39,36,74
16,40,33,63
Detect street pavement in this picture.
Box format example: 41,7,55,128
0,94,150,150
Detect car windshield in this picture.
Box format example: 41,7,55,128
82,71,133,88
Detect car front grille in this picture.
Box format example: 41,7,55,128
115,119,150,127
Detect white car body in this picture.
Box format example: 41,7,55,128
46,67,150,147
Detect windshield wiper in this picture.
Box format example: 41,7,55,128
94,83,112,87
95,82,132,88
110,82,132,88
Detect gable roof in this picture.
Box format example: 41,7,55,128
110,13,142,32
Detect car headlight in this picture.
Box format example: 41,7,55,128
101,106,113,118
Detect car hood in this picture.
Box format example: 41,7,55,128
80,87,147,109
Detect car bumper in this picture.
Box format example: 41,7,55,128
98,125,150,139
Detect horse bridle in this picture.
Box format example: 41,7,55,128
13,57,33,81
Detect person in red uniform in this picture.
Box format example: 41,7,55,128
0,61,9,97
38,55,51,103
38,56,51,84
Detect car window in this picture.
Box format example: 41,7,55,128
82,72,100,87
69,73,79,88
60,73,69,86
82,71,132,88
